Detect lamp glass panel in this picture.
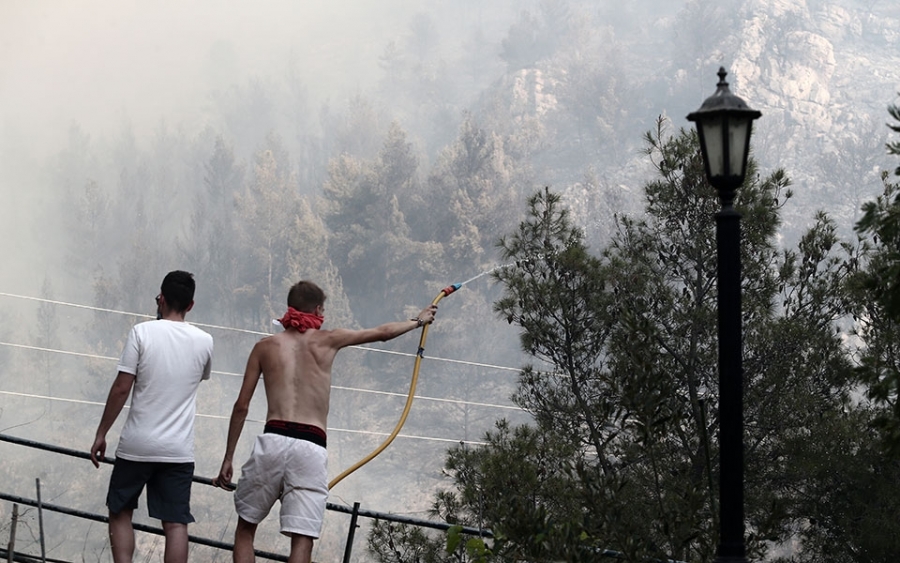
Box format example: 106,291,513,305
727,118,751,179
700,117,725,177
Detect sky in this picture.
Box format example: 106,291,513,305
0,0,426,152
0,0,461,297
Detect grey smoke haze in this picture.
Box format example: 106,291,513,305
0,0,519,293
2,0,900,560
2,0,435,143
1,3,535,560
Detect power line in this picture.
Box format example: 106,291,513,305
0,292,522,372
0,292,265,336
331,385,520,411
0,341,115,362
0,341,523,412
349,345,520,372
0,292,524,447
0,390,490,446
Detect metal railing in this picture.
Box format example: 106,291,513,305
0,433,492,563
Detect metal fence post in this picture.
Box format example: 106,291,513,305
341,502,361,563
36,479,46,563
6,503,18,563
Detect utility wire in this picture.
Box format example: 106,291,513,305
0,341,523,412
0,291,523,447
0,390,490,446
0,292,263,336
0,292,522,372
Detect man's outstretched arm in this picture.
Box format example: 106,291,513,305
330,305,438,348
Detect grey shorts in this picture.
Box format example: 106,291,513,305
107,458,195,524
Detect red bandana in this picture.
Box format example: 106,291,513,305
278,307,324,332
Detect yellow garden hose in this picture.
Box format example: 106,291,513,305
328,283,461,490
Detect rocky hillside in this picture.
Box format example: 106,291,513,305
733,0,900,236
479,0,900,246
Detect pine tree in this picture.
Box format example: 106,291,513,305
322,123,444,328
851,98,900,453
368,119,883,562
231,137,304,328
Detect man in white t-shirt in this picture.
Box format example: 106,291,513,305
90,270,214,563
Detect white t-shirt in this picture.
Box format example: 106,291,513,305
114,319,214,463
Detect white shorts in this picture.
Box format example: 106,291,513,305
233,433,329,538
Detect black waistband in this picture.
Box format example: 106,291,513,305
264,420,327,448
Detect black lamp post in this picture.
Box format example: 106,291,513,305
686,67,761,563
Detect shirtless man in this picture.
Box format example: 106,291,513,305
213,280,437,563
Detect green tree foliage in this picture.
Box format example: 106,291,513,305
768,407,900,563
424,114,524,270
378,40,405,101
850,99,900,453
284,197,355,329
322,123,444,327
29,277,62,424
368,119,887,562
413,114,529,370
183,136,245,326
54,125,109,282
66,178,111,278
231,136,306,327
813,115,885,221
76,120,191,332
330,93,386,161
369,520,454,563
534,10,635,174
890,99,900,175
213,77,277,159
500,1,571,71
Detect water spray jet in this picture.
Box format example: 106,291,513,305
328,245,572,490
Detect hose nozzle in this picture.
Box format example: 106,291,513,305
433,283,461,305
441,283,461,296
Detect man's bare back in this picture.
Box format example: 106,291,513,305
213,280,437,563
214,293,437,489
252,330,335,430
249,314,439,430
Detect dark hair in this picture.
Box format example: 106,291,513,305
160,271,196,313
287,281,326,313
